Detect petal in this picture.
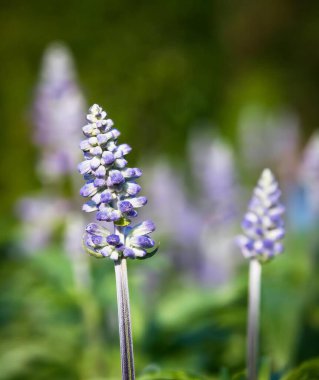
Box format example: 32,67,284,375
91,192,102,204
274,242,284,254
114,158,128,169
123,248,135,258
90,146,103,156
82,200,98,212
101,151,115,165
80,182,98,197
129,236,155,249
98,119,114,132
123,247,146,258
267,228,285,241
114,144,132,158
106,234,121,246
91,235,107,247
88,137,98,146
100,246,113,257
107,170,125,186
95,165,106,178
85,223,110,236
122,168,142,179
90,157,101,170
82,124,97,137
124,182,141,196
129,196,147,208
80,140,91,151
94,178,107,188
96,209,121,222
97,132,113,145
131,220,156,236
118,200,134,213
106,141,117,152
110,250,119,260
78,160,91,175
100,190,112,203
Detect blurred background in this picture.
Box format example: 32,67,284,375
1,1,319,379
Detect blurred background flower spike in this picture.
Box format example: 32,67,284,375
236,168,285,380
237,168,285,264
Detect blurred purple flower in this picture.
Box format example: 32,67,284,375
141,159,204,277
144,160,202,245
33,42,86,181
299,131,319,216
64,213,91,287
188,133,238,223
237,169,285,262
16,196,70,253
188,132,240,284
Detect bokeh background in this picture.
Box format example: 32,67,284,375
1,1,319,379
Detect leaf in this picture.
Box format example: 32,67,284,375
82,239,105,258
231,371,246,380
138,369,207,380
219,367,231,380
282,358,319,380
114,217,131,227
136,243,160,260
258,358,271,380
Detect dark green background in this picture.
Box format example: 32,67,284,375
1,0,319,217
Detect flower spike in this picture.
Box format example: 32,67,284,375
79,104,157,261
236,169,285,380
79,104,158,380
237,169,285,263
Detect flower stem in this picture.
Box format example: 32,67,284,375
247,259,261,380
114,257,135,380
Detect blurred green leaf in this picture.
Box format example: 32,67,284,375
231,371,246,380
138,369,207,380
282,358,319,380
258,358,271,380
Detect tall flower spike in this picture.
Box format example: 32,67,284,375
79,104,157,380
79,104,157,261
236,169,285,380
237,169,285,263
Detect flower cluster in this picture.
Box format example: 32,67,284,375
236,169,285,262
299,132,319,215
33,43,86,180
79,104,156,260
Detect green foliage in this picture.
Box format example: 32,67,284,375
282,358,319,380
258,358,271,380
138,368,208,380
2,0,319,219
231,372,246,380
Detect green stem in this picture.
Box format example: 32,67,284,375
114,257,135,380
247,259,261,380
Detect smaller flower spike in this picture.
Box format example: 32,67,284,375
236,169,285,262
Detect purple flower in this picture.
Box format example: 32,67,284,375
299,132,319,216
188,133,237,220
106,234,121,246
79,104,157,260
236,169,285,262
33,43,86,181
16,197,70,253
